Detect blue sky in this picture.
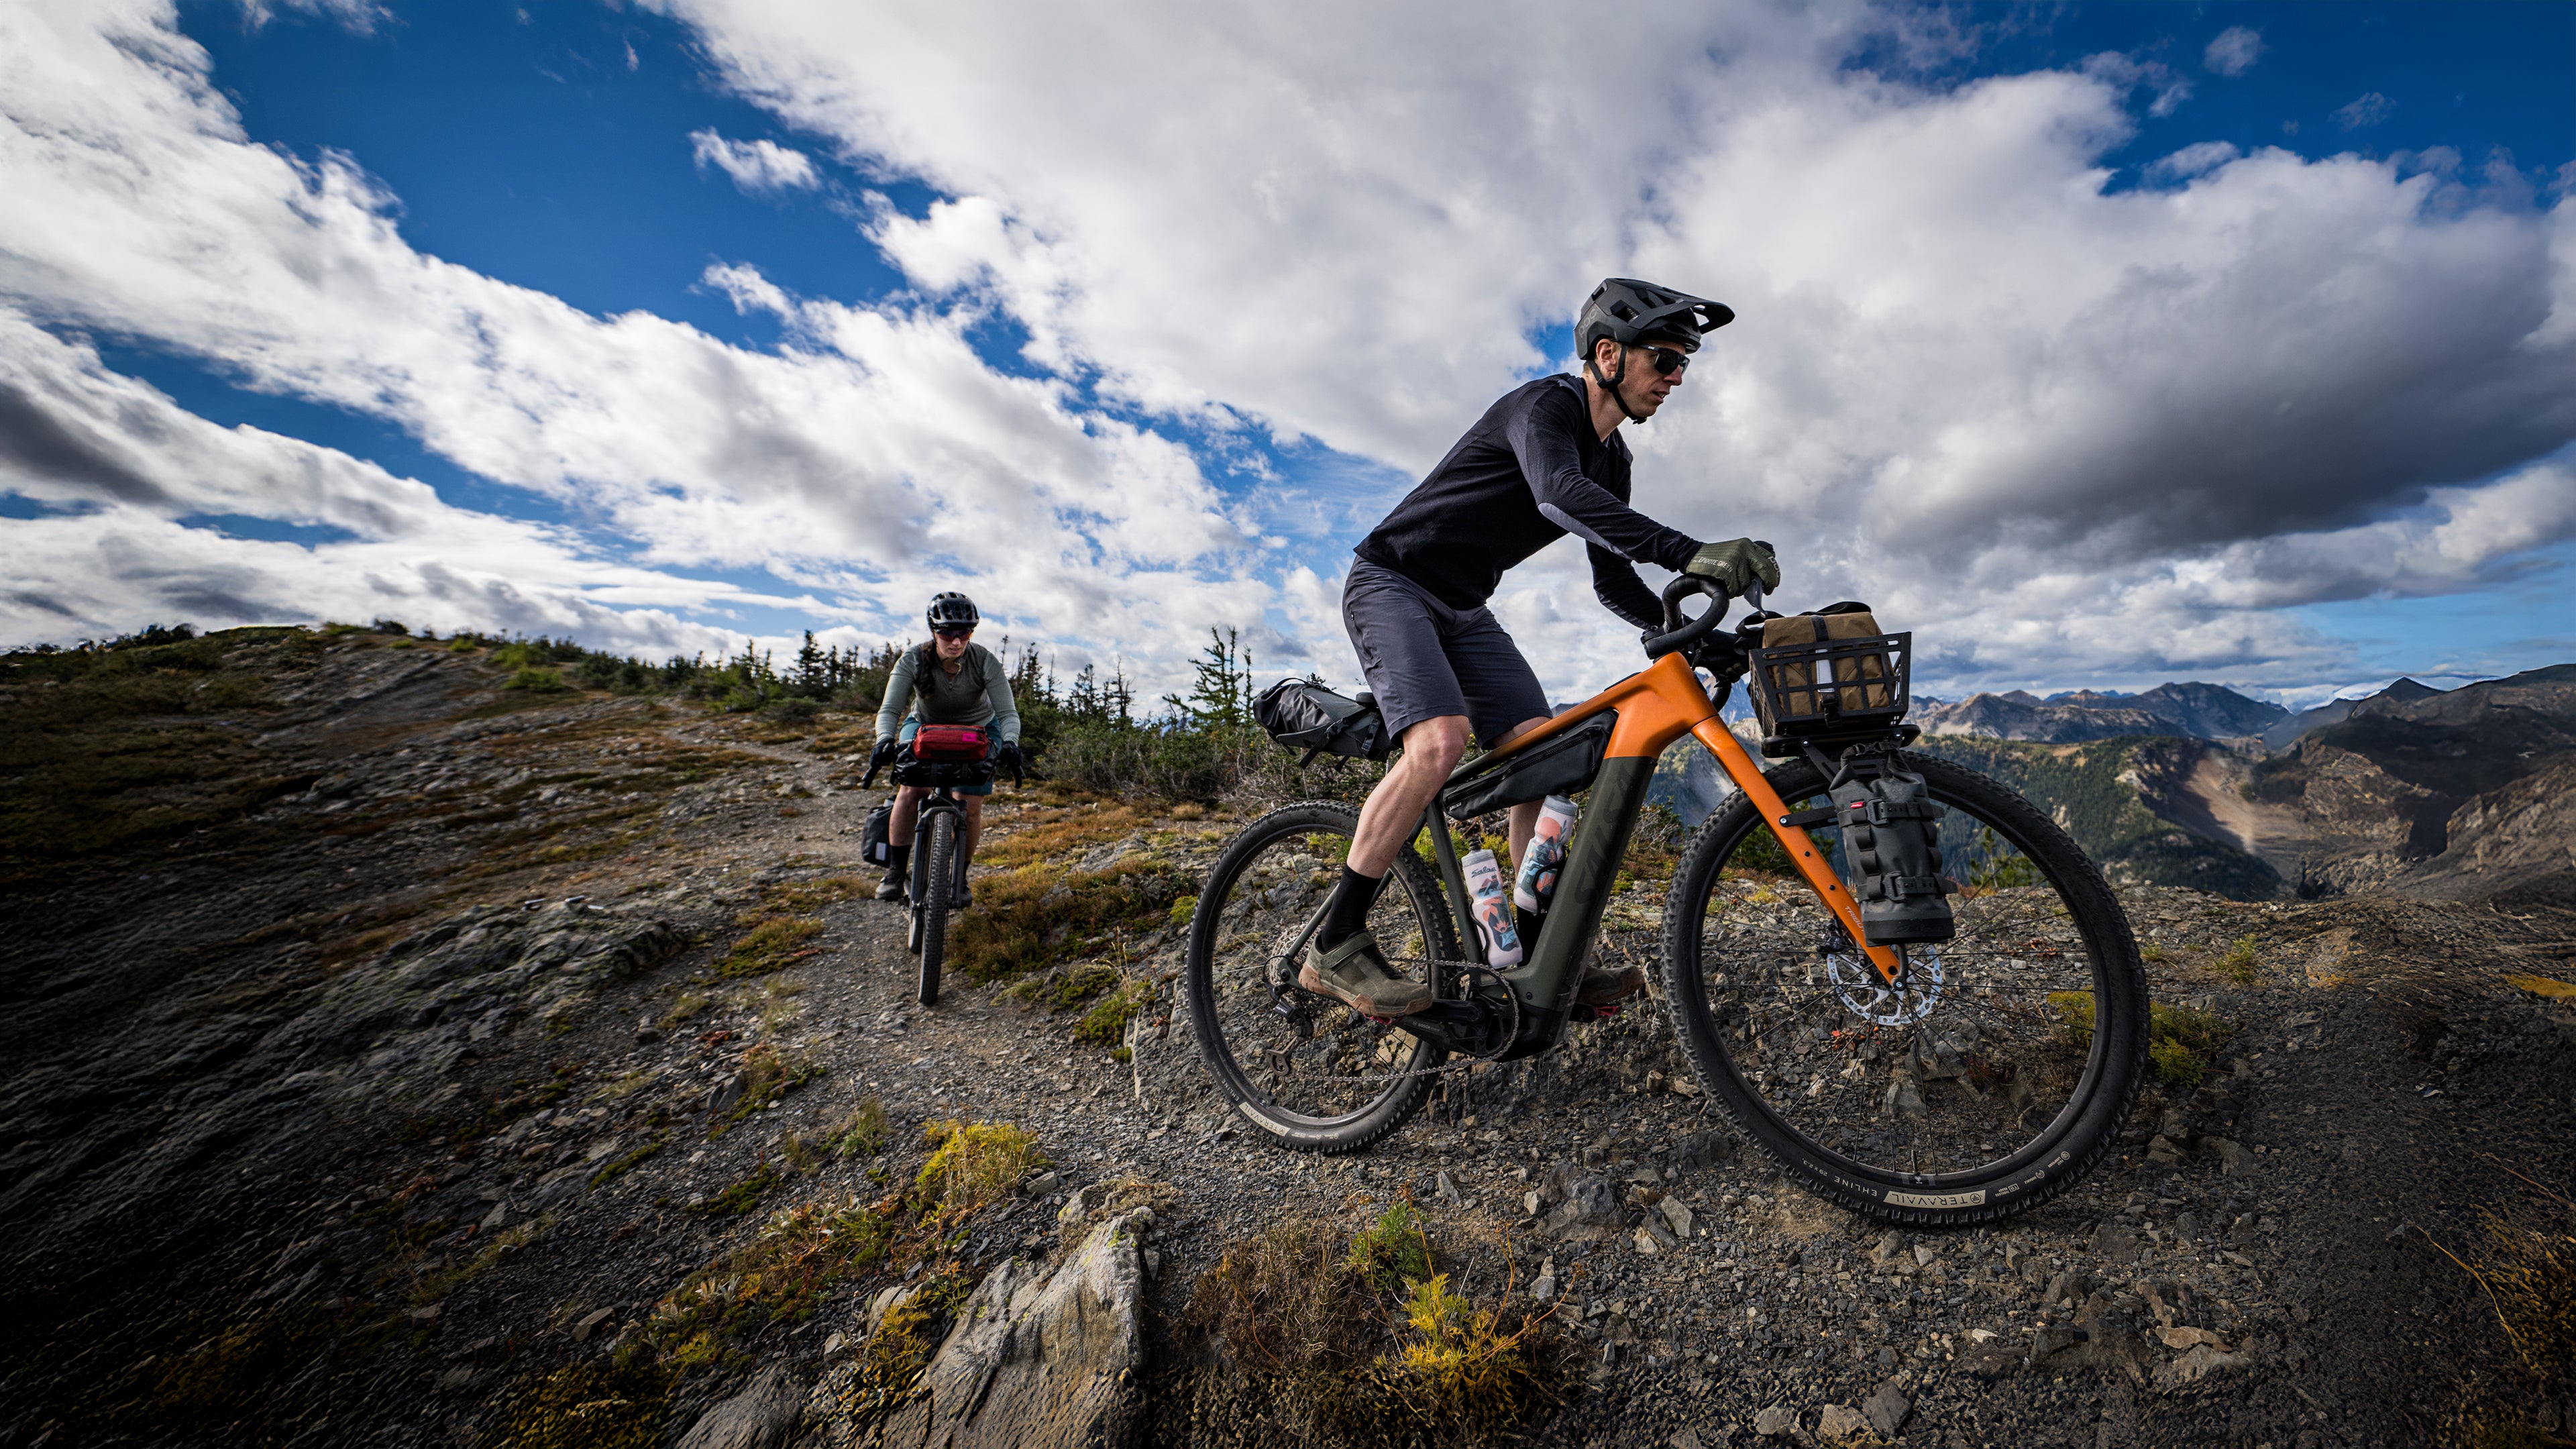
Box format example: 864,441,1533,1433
1,0,2570,706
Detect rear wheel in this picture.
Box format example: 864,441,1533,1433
1660,751,2147,1225
917,810,953,1007
1183,802,1460,1153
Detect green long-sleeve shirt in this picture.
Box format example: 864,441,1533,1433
875,642,1020,744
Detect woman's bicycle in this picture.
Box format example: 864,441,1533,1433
862,747,1019,1008
1184,579,2149,1226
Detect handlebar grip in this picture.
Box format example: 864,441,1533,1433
1643,575,1731,659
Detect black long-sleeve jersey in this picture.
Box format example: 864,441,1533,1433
1352,374,1701,633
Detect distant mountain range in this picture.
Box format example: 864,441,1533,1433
1648,665,2576,907
2257,677,2440,750
1917,680,2289,743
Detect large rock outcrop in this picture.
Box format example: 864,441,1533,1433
801,1211,1148,1449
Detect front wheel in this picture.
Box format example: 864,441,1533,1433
1660,751,2149,1226
1183,802,1460,1154
916,810,954,1007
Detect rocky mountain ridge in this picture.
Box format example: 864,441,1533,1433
1918,681,2290,745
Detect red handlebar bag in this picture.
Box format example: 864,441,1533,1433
910,724,990,761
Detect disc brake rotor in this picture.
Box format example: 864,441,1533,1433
1826,943,1943,1026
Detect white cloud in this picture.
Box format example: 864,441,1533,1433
688,129,818,194
0,1,1271,690
2204,26,2262,78
236,0,385,34
0,314,782,651
657,3,2569,601
3,0,2569,705
2143,140,2239,183
2334,92,2396,131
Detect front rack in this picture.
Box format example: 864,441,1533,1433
1745,629,1914,755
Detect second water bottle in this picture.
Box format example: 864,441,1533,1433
1463,848,1523,969
1513,794,1578,913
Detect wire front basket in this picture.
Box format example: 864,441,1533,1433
1745,629,1913,745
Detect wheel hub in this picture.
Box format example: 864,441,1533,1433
1825,943,1943,1026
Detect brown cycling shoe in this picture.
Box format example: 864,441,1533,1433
1575,959,1647,1008
1298,931,1433,1018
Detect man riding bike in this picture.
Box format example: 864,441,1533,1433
1307,278,1782,1018
867,592,1024,905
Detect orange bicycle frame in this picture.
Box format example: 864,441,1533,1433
1424,651,1901,1040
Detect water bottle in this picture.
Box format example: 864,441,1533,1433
1513,795,1578,914
1462,849,1523,969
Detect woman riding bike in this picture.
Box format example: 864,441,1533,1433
867,592,1024,905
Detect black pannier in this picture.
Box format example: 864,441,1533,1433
1254,678,1392,765
1828,761,1957,945
1443,714,1613,821
861,801,894,866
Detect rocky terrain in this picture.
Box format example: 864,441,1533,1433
3,628,2574,1448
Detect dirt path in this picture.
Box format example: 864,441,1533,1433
3,635,2573,1448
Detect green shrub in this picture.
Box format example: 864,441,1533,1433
1348,1201,1434,1293
2216,935,2259,985
1075,979,1152,1046
503,667,568,692
2149,1037,2206,1087
2049,991,2233,1083
917,1120,1044,1213
830,1097,890,1159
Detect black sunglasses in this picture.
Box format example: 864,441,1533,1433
1638,343,1692,376
934,626,975,640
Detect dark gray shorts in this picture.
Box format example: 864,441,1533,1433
1342,560,1550,748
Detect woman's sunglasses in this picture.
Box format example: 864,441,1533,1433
934,627,975,640
1638,343,1691,376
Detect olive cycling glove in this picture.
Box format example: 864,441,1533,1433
1684,537,1781,596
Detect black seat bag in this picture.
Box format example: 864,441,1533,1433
1254,678,1391,764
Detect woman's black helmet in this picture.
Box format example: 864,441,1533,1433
926,592,979,633
1577,278,1734,358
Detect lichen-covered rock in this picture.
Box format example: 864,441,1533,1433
802,1210,1148,1448
680,1362,806,1449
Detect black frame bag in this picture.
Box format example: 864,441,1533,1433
1443,715,1613,821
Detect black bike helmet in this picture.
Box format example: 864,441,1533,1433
926,592,979,633
1577,278,1734,356
1576,278,1733,425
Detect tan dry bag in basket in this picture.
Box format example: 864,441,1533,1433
1756,603,1898,731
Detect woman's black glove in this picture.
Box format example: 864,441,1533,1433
995,741,1024,782
864,736,899,780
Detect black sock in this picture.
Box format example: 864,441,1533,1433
1320,865,1379,948
884,843,910,878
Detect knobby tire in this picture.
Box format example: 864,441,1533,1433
918,809,953,1008
1660,751,2149,1226
1183,801,1458,1154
